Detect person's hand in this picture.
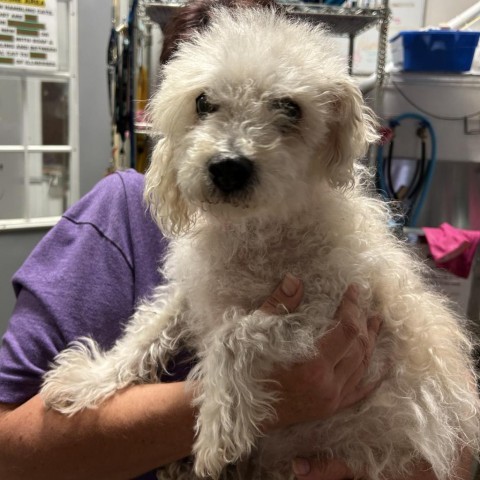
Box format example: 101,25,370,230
290,454,472,480
259,274,383,430
259,272,305,315
292,456,355,480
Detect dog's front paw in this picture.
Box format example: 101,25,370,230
41,338,118,415
193,395,272,478
193,430,239,479
193,405,245,478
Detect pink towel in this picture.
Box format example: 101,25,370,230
422,223,480,278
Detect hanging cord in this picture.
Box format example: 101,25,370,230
377,113,437,227
107,21,119,119
107,19,119,172
116,25,130,166
128,0,139,169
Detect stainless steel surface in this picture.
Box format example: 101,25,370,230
281,4,388,36
467,252,480,326
414,160,480,230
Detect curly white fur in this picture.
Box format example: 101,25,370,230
41,8,479,480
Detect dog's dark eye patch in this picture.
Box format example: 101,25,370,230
196,93,219,118
271,98,302,122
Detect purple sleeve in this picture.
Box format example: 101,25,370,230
0,170,166,404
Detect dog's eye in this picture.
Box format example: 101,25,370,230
196,94,218,118
271,98,302,122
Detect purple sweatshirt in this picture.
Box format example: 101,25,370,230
0,169,187,479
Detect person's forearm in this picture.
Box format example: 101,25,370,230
0,382,195,480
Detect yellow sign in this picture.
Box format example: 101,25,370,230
0,0,46,7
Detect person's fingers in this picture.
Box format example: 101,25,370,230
335,313,384,405
365,313,383,363
259,273,304,315
320,285,368,366
292,456,354,479
334,312,382,381
333,334,368,381
338,374,383,410
340,316,387,410
367,313,383,343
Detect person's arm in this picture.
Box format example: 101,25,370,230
0,383,195,480
0,277,380,480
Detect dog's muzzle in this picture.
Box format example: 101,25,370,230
208,156,254,194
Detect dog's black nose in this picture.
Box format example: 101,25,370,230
208,156,254,193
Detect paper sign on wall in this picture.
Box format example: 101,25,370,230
0,0,58,70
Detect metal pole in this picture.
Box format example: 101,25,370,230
446,1,480,30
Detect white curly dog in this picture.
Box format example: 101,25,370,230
41,8,479,480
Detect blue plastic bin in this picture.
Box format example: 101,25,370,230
390,30,480,72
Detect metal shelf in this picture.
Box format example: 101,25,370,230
145,2,388,37
145,1,390,81
278,4,388,37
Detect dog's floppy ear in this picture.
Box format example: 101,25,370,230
321,79,379,188
144,69,200,238
144,138,195,238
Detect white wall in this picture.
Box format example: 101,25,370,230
78,0,111,196
424,0,479,26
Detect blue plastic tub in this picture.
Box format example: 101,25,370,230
390,30,480,72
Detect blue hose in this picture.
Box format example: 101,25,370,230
377,113,437,227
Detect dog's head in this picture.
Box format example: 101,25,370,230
146,8,379,236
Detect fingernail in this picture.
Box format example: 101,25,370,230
281,273,300,297
346,284,360,301
292,457,311,476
